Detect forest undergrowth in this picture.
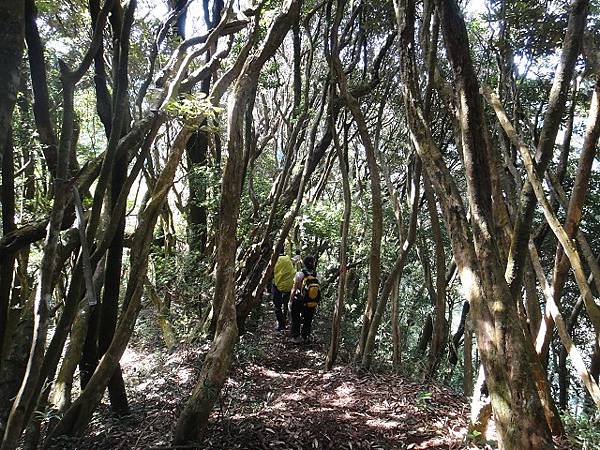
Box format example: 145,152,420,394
45,302,579,450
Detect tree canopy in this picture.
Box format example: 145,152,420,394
1,0,600,449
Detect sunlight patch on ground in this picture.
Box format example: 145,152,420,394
366,418,400,430
174,367,194,384
120,346,143,367
134,377,166,393
277,391,307,402
329,383,356,407
251,365,295,379
368,400,401,414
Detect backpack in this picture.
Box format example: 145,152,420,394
301,270,321,308
274,255,295,292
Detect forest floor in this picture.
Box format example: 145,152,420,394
48,303,579,450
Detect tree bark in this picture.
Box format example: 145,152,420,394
25,0,58,174
541,78,600,362
97,0,135,416
0,0,24,168
399,0,555,447
186,0,222,255
0,130,16,364
326,111,351,371
425,173,447,379
463,314,473,395
327,0,384,365
504,0,588,298
361,160,420,370
0,0,24,365
173,1,300,443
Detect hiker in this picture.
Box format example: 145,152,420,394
289,255,321,344
272,244,296,331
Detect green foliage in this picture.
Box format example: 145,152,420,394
164,93,224,126
259,60,283,90
188,164,220,212
562,413,600,450
466,429,498,448
416,390,432,406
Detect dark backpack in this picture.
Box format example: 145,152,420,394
301,270,321,308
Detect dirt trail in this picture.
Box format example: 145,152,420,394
46,306,576,450
202,324,472,450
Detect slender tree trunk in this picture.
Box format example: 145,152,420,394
326,113,351,371
425,174,447,379
557,344,568,411
51,298,90,414
97,1,134,414
463,314,473,395
0,130,16,364
504,0,588,298
0,293,34,439
173,2,300,443
0,0,25,365
361,161,420,370
327,0,384,365
523,260,542,337
416,314,433,356
540,78,600,362
0,0,24,167
448,301,469,369
399,0,555,447
391,277,401,368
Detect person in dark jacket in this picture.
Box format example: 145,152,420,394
289,255,320,343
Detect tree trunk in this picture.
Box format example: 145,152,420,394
0,293,34,439
361,161,420,370
425,174,447,379
557,345,568,411
463,314,473,395
0,0,24,365
448,301,469,368
0,0,24,167
398,0,555,447
51,298,90,414
145,278,176,349
541,78,600,362
186,0,222,255
88,0,135,416
327,1,384,365
416,314,433,356
391,277,402,368
173,1,300,443
326,114,351,371
0,130,16,364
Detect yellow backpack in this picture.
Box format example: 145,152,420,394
274,256,295,292
301,270,321,308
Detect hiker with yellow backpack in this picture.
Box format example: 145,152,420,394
272,244,296,331
289,255,321,344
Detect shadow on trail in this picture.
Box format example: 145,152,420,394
203,313,470,450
